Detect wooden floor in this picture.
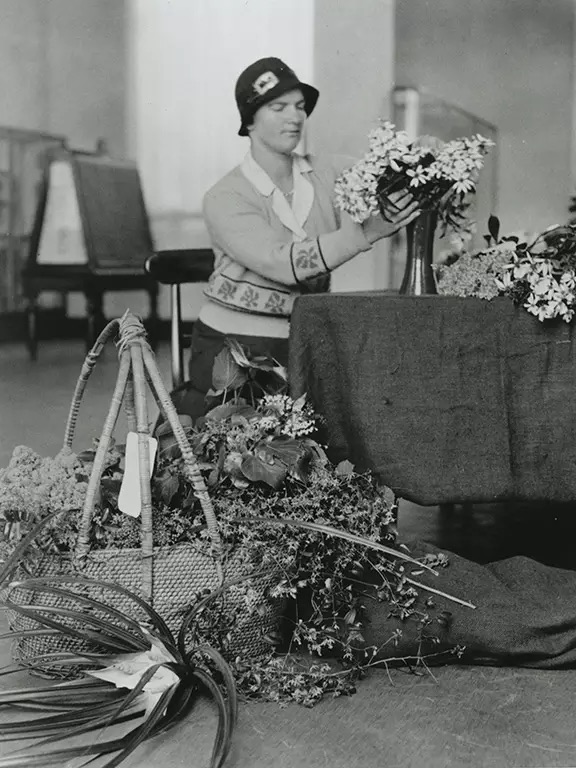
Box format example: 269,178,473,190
2,338,576,768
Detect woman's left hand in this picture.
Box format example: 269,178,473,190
362,190,421,244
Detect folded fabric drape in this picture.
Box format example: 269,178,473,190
364,540,576,670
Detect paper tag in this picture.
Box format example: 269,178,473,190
118,432,158,518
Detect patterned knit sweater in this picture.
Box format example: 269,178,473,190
199,151,372,338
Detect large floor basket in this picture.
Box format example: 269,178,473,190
6,312,281,676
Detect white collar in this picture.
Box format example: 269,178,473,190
241,151,314,240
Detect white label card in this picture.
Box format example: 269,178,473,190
118,432,158,518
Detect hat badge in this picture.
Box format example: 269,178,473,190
252,71,279,96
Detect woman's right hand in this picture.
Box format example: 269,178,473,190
361,190,421,244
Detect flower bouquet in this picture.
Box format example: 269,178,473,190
435,216,576,323
334,120,494,234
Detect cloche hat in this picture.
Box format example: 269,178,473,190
235,57,319,137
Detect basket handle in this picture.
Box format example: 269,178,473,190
73,312,223,590
63,319,122,449
62,315,138,448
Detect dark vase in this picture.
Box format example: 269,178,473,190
399,209,438,295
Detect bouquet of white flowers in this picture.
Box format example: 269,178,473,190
435,217,576,323
495,225,576,322
334,121,494,234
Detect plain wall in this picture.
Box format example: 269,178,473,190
0,0,126,153
0,0,126,317
310,0,396,291
395,0,575,235
311,0,395,157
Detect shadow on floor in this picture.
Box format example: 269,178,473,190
400,499,576,570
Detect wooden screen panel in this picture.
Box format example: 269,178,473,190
72,155,154,272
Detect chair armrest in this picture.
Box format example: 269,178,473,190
145,249,214,285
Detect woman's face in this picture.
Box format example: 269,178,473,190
248,88,306,155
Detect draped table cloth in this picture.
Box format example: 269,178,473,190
288,293,576,505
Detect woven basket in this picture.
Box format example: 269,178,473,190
6,312,281,676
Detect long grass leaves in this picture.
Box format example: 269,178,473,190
0,577,236,767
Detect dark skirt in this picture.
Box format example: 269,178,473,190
363,540,576,670
170,319,290,422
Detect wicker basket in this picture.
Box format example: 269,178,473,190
6,312,281,676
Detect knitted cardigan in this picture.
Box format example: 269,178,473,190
199,151,372,338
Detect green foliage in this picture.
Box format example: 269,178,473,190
0,339,467,715
233,655,359,707
205,337,288,407
486,213,500,245
0,576,236,768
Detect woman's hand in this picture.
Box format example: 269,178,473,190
362,190,421,244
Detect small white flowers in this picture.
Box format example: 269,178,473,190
497,250,576,323
260,393,316,438
435,241,515,300
406,166,430,187
436,222,576,324
334,121,494,232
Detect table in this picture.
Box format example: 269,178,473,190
288,293,576,505
22,264,159,357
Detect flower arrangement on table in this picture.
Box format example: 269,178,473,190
434,216,576,323
0,337,469,767
334,120,494,235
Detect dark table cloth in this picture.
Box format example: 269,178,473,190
288,293,576,505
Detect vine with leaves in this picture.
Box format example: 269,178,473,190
0,338,471,709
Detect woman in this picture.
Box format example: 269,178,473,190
175,57,420,421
